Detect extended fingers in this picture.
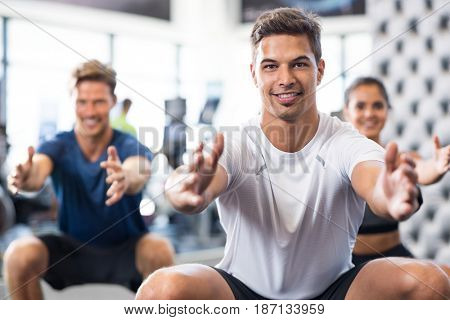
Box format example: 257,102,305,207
441,146,450,164
397,163,418,183
180,173,199,191
395,201,418,221
194,148,204,172
178,191,204,208
9,165,26,190
105,172,125,184
105,191,124,206
105,181,126,206
433,135,441,150
14,164,24,177
7,174,19,194
188,143,204,172
106,181,119,197
399,153,416,169
214,133,224,159
107,146,119,161
397,182,418,201
385,142,398,173
210,133,225,165
27,146,35,164
100,160,122,171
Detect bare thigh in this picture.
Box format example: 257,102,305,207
346,257,450,299
136,264,235,300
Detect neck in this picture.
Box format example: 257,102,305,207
75,126,113,161
260,108,320,153
370,135,381,145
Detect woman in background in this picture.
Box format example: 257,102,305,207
343,77,450,275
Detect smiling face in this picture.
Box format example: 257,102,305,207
74,80,116,139
344,84,388,142
251,34,324,124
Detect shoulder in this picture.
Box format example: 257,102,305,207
112,129,153,160
113,129,139,146
320,113,365,145
318,114,384,159
320,113,355,136
36,130,75,164
38,130,74,149
52,130,75,142
221,117,260,153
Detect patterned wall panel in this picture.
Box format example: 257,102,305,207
368,0,450,262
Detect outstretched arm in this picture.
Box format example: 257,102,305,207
7,146,53,193
165,133,227,215
411,135,450,185
352,142,419,221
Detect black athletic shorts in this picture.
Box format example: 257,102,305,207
212,262,368,300
38,233,144,292
352,243,414,266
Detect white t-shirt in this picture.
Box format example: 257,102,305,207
216,113,385,299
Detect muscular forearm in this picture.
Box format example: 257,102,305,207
21,168,47,191
124,170,149,194
353,162,393,220
123,157,151,194
366,179,393,220
415,158,444,185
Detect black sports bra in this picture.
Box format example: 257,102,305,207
358,205,399,234
358,187,423,234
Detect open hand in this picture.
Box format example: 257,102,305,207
382,142,419,221
432,135,450,175
166,133,224,211
100,146,129,206
7,146,35,194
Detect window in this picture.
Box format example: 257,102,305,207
7,19,109,162
113,35,177,152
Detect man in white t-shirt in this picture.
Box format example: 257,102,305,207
136,8,450,299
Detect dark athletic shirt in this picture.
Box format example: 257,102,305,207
358,188,423,234
358,205,399,234
37,129,152,247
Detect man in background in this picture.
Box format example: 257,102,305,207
3,60,174,299
111,98,137,137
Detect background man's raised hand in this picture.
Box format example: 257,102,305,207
7,146,35,194
101,146,130,206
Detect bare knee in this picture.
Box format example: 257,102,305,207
150,236,175,267
136,235,175,275
136,268,194,300
3,237,48,280
396,260,450,299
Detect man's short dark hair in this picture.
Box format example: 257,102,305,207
250,7,322,63
71,60,117,95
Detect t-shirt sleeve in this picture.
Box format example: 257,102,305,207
218,133,243,191
332,127,385,183
118,135,153,162
36,136,65,166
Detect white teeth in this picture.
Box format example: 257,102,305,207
84,119,99,126
278,93,298,99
